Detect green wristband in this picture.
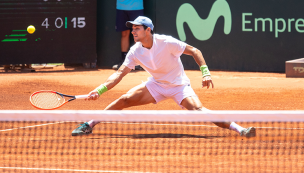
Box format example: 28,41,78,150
200,65,211,77
94,84,108,96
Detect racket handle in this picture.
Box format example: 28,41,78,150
75,94,90,99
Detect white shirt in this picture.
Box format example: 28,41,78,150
123,34,190,86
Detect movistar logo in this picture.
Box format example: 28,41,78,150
176,0,232,41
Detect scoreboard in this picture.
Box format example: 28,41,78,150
0,0,97,65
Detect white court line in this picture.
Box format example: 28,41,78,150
105,122,304,130
103,121,218,127
256,127,304,130
2,110,304,122
1,121,303,133
0,122,65,132
0,167,154,173
0,121,217,133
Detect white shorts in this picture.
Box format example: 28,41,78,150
145,80,197,108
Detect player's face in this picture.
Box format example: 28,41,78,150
131,25,147,42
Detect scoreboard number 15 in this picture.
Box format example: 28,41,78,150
42,17,86,29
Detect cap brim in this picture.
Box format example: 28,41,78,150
126,21,142,28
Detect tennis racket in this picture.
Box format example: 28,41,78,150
30,90,89,110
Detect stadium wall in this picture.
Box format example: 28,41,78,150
97,0,304,72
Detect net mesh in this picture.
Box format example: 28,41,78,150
30,92,65,109
0,110,303,173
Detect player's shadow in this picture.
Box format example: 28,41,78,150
88,133,224,139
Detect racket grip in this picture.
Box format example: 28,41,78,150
75,94,90,99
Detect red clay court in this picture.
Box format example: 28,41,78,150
0,67,303,172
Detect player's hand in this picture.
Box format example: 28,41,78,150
85,91,100,101
202,76,214,89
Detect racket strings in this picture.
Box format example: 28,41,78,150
31,92,65,109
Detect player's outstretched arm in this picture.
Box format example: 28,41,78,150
86,65,132,100
183,45,214,89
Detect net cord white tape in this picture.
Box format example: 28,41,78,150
0,110,304,122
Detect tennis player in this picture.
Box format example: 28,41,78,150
72,16,256,138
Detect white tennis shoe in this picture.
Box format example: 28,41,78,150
240,127,256,138
71,122,92,136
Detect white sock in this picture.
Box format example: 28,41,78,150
229,122,245,134
88,120,100,128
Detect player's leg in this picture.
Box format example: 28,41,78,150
91,79,167,126
72,82,157,136
180,96,256,137
174,83,256,137
180,96,232,129
104,82,156,110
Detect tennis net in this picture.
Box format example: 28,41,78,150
0,110,303,173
